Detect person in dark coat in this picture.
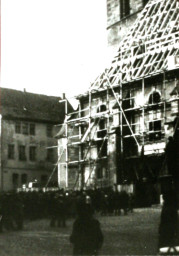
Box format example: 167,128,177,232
70,200,103,256
158,191,179,253
57,194,66,227
12,193,24,230
165,136,178,178
49,192,66,228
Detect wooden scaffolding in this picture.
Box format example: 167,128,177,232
48,0,179,189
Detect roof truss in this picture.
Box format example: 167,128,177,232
89,0,179,93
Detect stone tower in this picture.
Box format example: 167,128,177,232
106,0,149,53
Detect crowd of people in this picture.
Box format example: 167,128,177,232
0,187,178,255
0,188,134,232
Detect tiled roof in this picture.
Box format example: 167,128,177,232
0,87,72,123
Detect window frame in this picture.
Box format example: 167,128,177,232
148,120,162,141
22,122,29,135
12,173,19,188
47,124,53,137
21,174,27,185
29,146,36,161
8,144,15,159
15,122,21,134
29,123,35,136
120,0,130,19
19,145,26,161
148,91,161,105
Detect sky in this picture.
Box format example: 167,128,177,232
1,0,112,104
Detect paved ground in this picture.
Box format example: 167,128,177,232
0,207,161,256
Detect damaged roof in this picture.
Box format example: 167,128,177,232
88,0,179,93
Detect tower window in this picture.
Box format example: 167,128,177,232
120,0,130,19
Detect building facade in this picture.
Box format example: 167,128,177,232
0,88,71,191
58,0,179,204
107,0,149,52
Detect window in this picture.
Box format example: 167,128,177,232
99,119,105,130
15,122,21,133
120,0,130,19
22,123,28,135
8,144,15,159
97,105,107,138
104,168,108,179
47,125,53,137
97,119,107,138
149,91,161,104
97,140,107,157
97,168,103,179
12,173,19,188
15,122,36,136
29,146,36,161
47,148,54,162
19,145,26,161
41,175,48,185
21,174,27,185
123,91,134,110
149,120,161,141
97,104,107,113
30,123,35,135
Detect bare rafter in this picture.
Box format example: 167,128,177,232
90,0,179,92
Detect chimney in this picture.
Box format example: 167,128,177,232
62,93,66,99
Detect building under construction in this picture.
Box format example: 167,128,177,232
57,0,179,204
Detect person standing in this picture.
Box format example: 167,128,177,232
70,200,103,255
158,191,179,254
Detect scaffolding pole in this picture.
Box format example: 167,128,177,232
105,72,140,148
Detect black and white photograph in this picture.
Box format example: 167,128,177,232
0,0,179,255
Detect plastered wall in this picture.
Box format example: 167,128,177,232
1,119,59,191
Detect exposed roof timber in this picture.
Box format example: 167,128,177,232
87,0,179,93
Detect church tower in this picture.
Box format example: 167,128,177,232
106,0,149,53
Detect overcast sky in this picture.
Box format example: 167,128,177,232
1,0,112,102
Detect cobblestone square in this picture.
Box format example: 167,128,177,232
0,207,161,256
